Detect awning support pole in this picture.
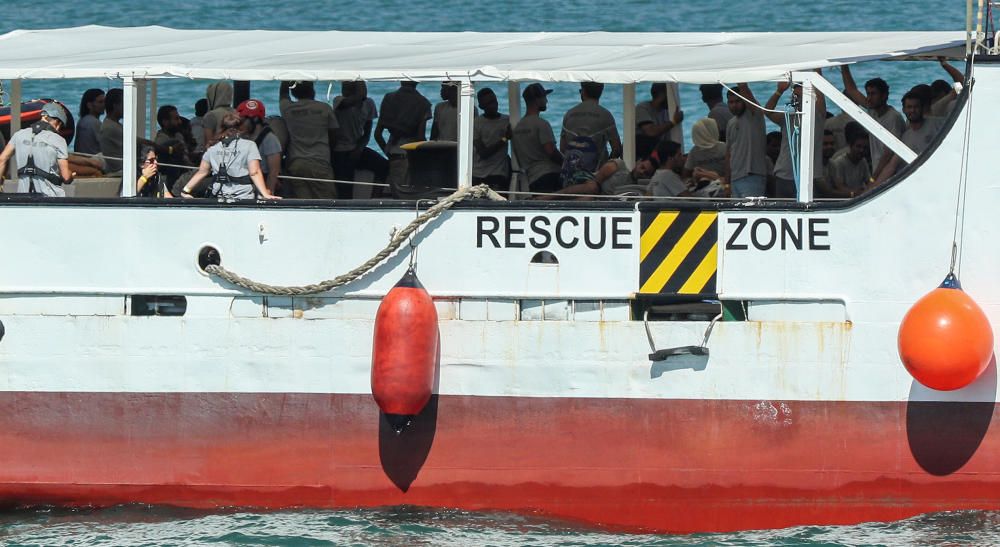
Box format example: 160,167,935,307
666,83,684,151
798,77,816,203
149,80,158,140
122,76,138,197
136,79,147,146
507,82,522,198
796,71,916,164
457,80,475,189
7,80,21,180
623,83,636,167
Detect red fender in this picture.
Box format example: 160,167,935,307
371,268,438,432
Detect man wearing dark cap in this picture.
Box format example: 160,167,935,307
511,83,563,194
0,103,73,196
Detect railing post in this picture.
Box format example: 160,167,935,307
7,79,21,181
456,79,475,189
798,75,816,203
623,83,636,167
122,76,138,197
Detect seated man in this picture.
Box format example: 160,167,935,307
541,155,658,199
648,140,690,197
825,122,870,198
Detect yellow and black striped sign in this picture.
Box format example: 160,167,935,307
639,211,718,295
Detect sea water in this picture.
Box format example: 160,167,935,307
0,1,996,544
1,505,999,546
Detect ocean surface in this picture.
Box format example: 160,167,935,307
1,1,996,545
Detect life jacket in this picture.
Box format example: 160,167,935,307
16,122,65,193
211,135,256,197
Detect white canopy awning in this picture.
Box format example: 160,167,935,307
0,26,966,83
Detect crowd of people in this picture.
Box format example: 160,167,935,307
0,59,963,201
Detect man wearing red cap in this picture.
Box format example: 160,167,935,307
237,99,282,194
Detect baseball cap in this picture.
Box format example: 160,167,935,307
41,103,68,125
522,83,553,101
236,99,265,120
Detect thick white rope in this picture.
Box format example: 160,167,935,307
204,184,505,295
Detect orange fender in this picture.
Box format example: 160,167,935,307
898,273,994,391
371,268,438,432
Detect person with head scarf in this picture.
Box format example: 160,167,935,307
202,81,235,146
683,117,727,181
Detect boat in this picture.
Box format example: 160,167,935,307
0,98,74,142
0,17,998,533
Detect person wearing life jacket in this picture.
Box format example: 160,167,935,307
0,103,74,196
236,99,282,195
179,112,280,201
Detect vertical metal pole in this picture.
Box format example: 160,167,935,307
456,79,475,189
136,79,147,144
798,75,815,203
967,0,975,55
623,83,636,167
507,81,522,197
8,79,21,181
666,83,684,151
122,76,138,197
149,80,158,140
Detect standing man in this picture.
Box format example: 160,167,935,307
375,81,432,190
279,80,339,199
700,84,733,141
872,90,942,184
764,80,826,199
560,81,622,184
635,83,683,161
725,83,768,197
430,82,459,141
154,105,192,191
471,87,511,192
0,103,74,196
512,83,563,195
841,66,906,172
332,81,387,198
99,88,124,174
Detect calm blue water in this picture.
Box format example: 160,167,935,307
1,1,995,544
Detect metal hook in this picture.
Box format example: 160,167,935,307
408,199,423,269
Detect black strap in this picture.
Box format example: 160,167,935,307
254,127,272,148
17,123,65,192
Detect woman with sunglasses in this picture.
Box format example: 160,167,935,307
136,145,172,198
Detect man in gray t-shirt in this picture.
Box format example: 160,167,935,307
840,66,906,172
431,82,460,142
873,91,942,183
701,84,733,142
725,83,769,198
279,81,339,199
560,82,622,167
512,83,563,194
0,103,73,197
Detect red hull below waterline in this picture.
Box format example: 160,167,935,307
0,392,997,533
